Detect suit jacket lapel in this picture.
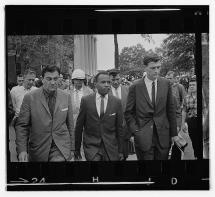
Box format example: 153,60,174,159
141,78,153,108
39,88,51,117
92,93,100,119
54,89,62,115
102,94,112,120
156,78,161,106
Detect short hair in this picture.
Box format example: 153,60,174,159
23,69,36,77
166,70,174,76
189,75,196,83
94,71,109,83
41,65,60,78
17,74,23,78
143,55,160,66
108,69,120,77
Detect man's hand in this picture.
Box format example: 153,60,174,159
69,151,75,161
74,150,82,161
11,116,18,127
119,153,124,161
18,151,28,162
130,136,134,143
171,136,180,144
181,123,188,133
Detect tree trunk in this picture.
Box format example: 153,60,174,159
114,34,119,69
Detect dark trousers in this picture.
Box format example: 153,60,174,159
48,141,66,162
92,141,110,161
135,124,169,160
171,144,182,160
187,117,201,159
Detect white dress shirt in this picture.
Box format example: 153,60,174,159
95,92,108,117
73,87,84,108
10,86,37,117
144,76,157,102
111,85,122,99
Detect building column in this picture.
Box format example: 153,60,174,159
94,37,97,73
91,36,95,75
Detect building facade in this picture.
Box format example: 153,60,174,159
74,35,97,77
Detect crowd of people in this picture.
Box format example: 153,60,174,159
7,54,207,162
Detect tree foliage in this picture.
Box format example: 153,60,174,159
161,34,195,73
119,44,156,73
7,35,74,76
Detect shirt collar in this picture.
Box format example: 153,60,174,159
23,86,31,91
145,75,157,84
111,85,121,91
74,87,83,92
43,87,57,98
96,92,108,100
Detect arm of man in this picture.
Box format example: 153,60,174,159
166,81,177,138
179,84,186,108
181,97,188,132
116,99,124,160
8,89,15,124
15,93,31,162
124,84,139,135
74,97,86,159
10,89,18,118
66,94,75,153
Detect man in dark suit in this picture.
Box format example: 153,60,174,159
15,65,74,162
74,71,124,161
108,69,131,160
125,55,179,160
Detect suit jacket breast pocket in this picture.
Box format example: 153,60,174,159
58,107,68,119
106,113,116,126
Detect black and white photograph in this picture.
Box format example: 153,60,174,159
4,5,210,190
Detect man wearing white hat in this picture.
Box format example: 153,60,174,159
65,69,93,160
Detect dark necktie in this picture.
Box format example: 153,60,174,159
100,95,105,119
152,81,155,108
48,93,56,117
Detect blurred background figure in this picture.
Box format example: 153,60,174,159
181,76,200,159
9,69,37,162
166,71,186,129
10,74,24,92
65,68,93,160
108,69,131,160
58,74,67,90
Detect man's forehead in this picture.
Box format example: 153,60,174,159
44,71,59,77
24,73,36,78
147,61,161,67
110,74,120,79
97,74,110,82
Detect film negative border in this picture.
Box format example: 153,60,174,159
5,5,209,190
7,160,209,190
5,5,209,35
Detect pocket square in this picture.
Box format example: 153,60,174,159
61,108,68,111
109,113,116,116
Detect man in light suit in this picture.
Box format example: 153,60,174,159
65,69,93,160
15,65,74,162
125,55,179,160
66,69,93,125
108,69,130,160
74,71,124,161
